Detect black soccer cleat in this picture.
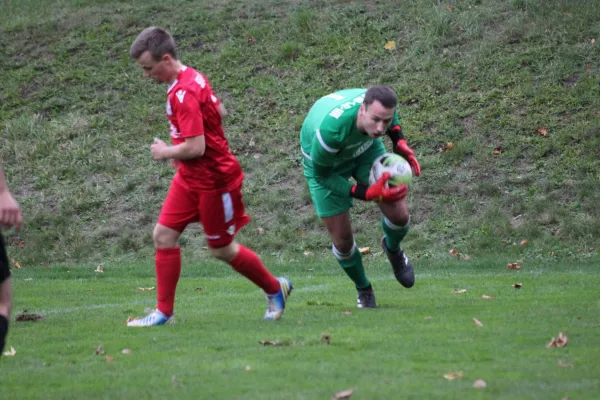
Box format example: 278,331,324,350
381,236,415,288
357,285,377,308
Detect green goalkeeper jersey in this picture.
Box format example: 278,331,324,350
300,88,401,196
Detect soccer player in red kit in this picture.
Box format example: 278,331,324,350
127,27,292,326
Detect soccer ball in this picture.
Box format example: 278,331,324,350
369,153,412,186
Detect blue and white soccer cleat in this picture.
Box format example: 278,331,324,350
127,309,172,327
264,277,293,320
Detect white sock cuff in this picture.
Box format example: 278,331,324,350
383,216,410,230
332,241,357,261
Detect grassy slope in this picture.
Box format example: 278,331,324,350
1,0,599,267
3,257,599,399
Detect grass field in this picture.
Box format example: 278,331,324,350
3,255,600,399
1,0,600,398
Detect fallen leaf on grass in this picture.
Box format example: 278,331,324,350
259,340,291,347
106,356,114,362
453,289,467,294
546,332,568,348
536,127,549,136
383,40,396,50
359,247,371,255
257,227,264,235
195,287,203,291
449,249,472,260
592,38,596,44
122,349,132,355
481,295,494,300
172,376,184,386
3,346,16,356
442,142,455,151
15,313,44,322
491,146,504,155
586,64,592,72
332,389,355,399
507,263,523,270
473,318,484,327
342,310,352,316
424,316,433,320
321,333,332,345
555,332,568,347
12,259,22,269
520,240,529,246
443,371,464,380
95,265,104,273
247,37,256,46
303,250,312,256
513,283,523,289
473,379,487,388
95,345,105,355
558,359,573,368
137,287,155,291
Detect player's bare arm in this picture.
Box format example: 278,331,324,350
151,135,206,160
0,165,22,232
218,103,228,118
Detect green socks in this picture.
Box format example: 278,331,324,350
382,216,409,253
332,242,370,289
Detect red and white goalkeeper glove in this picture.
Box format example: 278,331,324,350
394,139,420,176
350,173,407,203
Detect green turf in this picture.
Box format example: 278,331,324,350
3,255,599,399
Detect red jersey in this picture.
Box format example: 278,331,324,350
166,66,243,193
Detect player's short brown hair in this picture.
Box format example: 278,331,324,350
130,26,177,61
364,85,397,109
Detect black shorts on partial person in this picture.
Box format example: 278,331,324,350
0,234,10,283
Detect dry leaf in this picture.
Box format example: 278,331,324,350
556,332,568,347
12,259,22,269
247,37,257,45
449,249,458,255
332,389,355,399
383,40,396,50
585,64,591,72
95,265,104,273
443,371,464,380
172,376,183,386
520,240,528,246
507,263,523,270
491,146,504,155
106,355,114,362
245,365,252,371
137,287,155,291
537,127,549,136
592,38,596,44
513,283,523,289
359,247,371,255
446,6,453,12
443,142,455,151
95,345,105,355
453,289,467,294
342,310,352,316
3,346,16,356
481,295,494,300
259,340,290,346
257,227,265,235
195,287,203,291
321,333,332,345
473,318,484,327
303,250,312,256
424,316,433,320
558,359,573,368
122,349,132,355
473,379,487,388
15,313,44,322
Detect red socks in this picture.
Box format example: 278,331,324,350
155,247,181,316
229,245,280,295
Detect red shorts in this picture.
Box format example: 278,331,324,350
158,174,250,248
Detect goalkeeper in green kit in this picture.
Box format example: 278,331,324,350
300,86,421,308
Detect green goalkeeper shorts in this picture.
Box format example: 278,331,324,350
303,141,386,218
